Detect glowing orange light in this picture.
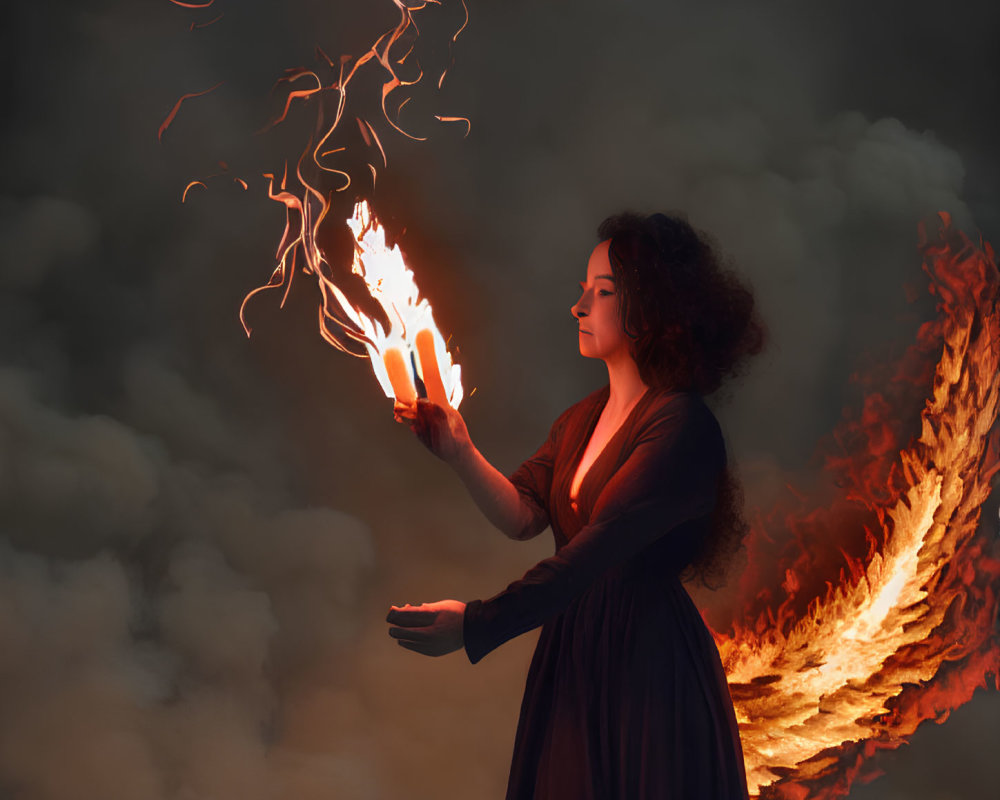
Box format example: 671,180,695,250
180,180,206,202
190,13,223,30
157,81,224,142
334,200,463,408
433,115,471,137
384,348,417,405
415,328,450,407
232,1,469,408
718,213,1000,798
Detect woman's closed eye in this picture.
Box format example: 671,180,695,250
578,281,614,296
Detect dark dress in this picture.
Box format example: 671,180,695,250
462,384,750,800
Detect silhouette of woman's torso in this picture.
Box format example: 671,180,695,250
568,388,648,512
462,384,751,799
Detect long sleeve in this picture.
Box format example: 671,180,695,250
506,405,575,541
464,395,724,664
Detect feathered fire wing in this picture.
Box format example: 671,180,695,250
711,213,1000,799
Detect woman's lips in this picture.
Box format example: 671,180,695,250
579,329,592,335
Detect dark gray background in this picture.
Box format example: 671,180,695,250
1,1,997,798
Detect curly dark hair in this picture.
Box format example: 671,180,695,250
597,211,767,589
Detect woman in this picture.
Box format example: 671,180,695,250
386,211,766,799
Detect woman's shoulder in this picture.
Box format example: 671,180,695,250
547,384,718,438
542,384,608,439
644,387,702,415
639,388,723,445
554,384,706,426
560,384,609,418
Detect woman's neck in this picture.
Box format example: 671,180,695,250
603,352,649,418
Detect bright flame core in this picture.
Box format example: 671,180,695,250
229,0,469,409
334,200,463,408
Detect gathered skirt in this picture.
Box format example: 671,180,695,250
504,562,749,800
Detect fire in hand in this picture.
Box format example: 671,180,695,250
342,201,463,410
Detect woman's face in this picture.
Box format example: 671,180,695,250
571,240,630,362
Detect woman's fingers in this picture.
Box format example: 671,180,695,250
386,600,465,657
394,400,417,421
388,625,433,642
412,408,435,450
396,639,435,656
386,607,438,626
387,604,439,651
395,399,463,464
394,398,448,421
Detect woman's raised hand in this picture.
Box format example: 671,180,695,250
393,398,472,467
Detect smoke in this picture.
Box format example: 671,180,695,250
0,197,99,291
0,95,380,799
0,361,378,800
1,0,997,798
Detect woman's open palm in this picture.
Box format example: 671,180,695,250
386,599,466,657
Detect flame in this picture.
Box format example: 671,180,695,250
332,200,462,408
717,213,1000,798
190,13,222,31
236,158,464,410
157,80,224,143
180,180,206,203
234,1,469,408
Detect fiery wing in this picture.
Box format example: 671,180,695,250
715,213,1000,799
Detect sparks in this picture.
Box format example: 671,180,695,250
180,180,207,203
190,13,223,31
434,115,471,137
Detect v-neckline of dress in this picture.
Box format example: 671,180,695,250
568,385,652,514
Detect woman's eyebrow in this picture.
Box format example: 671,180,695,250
595,274,615,282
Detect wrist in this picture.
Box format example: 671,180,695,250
448,440,476,473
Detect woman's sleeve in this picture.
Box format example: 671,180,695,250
505,406,573,541
463,396,724,664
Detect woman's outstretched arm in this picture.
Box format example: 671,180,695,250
462,394,726,664
451,443,547,541
397,399,548,541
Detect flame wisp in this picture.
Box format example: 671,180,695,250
233,0,469,406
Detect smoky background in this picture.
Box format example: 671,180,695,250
0,0,997,798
